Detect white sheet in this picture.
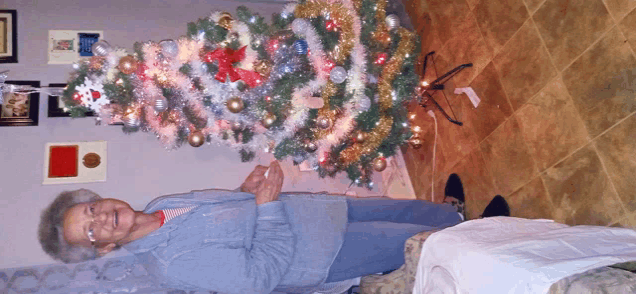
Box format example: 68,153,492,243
413,217,636,294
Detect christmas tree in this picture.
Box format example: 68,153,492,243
61,0,421,188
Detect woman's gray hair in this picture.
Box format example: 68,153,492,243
38,189,102,263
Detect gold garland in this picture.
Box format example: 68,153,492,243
370,0,391,47
294,1,355,64
295,0,355,141
313,82,338,138
339,28,415,164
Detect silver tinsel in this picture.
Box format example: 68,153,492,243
0,70,7,104
385,14,400,30
160,39,179,58
154,96,168,112
329,66,347,84
91,41,112,57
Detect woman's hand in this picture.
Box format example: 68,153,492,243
240,165,269,194
254,161,284,205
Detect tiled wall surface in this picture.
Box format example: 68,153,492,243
402,0,636,226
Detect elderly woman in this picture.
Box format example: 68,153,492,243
39,161,466,294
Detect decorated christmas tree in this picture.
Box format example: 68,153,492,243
61,0,422,188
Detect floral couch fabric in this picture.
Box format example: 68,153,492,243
359,230,439,293
0,255,214,294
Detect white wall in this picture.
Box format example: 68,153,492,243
0,0,384,269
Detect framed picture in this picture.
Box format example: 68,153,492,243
47,83,95,117
0,10,17,63
0,80,39,126
48,30,103,64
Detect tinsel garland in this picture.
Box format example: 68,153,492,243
294,1,355,64
57,0,423,188
340,28,414,164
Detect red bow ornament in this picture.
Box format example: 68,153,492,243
203,46,263,88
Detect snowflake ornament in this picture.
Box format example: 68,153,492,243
76,77,110,112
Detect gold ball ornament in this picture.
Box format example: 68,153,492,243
226,97,245,113
372,157,388,172
228,32,240,43
231,121,243,132
188,131,206,147
89,56,106,70
409,135,423,149
253,60,272,78
218,12,234,30
355,132,367,143
373,31,392,48
118,55,138,75
316,116,333,130
262,112,277,128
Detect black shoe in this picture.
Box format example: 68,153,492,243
481,195,510,218
444,173,465,219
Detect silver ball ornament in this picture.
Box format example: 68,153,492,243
304,142,318,153
358,96,371,112
123,114,140,128
160,39,179,58
291,19,310,34
329,66,347,84
385,14,400,31
154,96,168,112
316,116,333,129
91,40,112,57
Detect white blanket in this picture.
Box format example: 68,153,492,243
413,217,636,294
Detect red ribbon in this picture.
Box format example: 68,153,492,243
203,46,263,88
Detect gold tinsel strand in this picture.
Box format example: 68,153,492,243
313,82,338,139
352,0,363,10
340,28,415,164
374,0,388,33
295,1,355,64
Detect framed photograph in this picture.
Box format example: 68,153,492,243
47,83,95,117
48,30,103,64
43,141,107,185
0,80,39,126
0,10,17,63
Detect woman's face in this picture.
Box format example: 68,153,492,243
62,198,137,248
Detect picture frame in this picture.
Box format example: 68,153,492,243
48,30,103,64
0,10,17,63
0,80,39,126
47,83,95,117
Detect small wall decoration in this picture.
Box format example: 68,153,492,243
0,10,17,63
43,141,107,184
48,30,103,64
0,80,39,126
47,83,95,117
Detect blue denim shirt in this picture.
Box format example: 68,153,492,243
123,189,348,294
